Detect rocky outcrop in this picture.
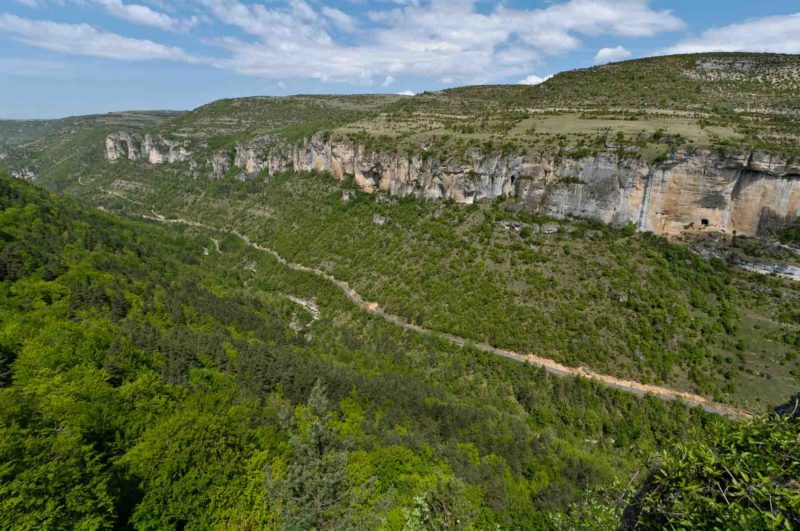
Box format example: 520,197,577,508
208,152,231,178
104,132,800,237
234,136,295,176
735,259,800,281
106,132,191,164
9,167,36,181
292,135,516,202
516,150,800,237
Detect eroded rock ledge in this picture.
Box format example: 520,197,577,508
105,132,191,164
105,132,800,237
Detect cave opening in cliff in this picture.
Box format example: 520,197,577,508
701,219,709,227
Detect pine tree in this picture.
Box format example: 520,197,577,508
268,379,351,530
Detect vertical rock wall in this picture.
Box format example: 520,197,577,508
105,132,800,237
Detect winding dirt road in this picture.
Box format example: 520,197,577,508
143,211,752,420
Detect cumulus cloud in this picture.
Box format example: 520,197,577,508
200,0,684,84
0,14,201,61
518,74,551,85
0,0,687,85
321,6,356,32
594,45,631,63
396,90,415,96
664,12,800,54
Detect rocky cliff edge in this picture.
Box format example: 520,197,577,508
105,132,800,237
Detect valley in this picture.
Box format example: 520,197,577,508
142,207,751,418
1,51,798,529
60,166,799,411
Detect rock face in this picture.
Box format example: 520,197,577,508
208,152,231,178
10,167,36,181
106,133,191,164
104,132,800,237
515,150,800,237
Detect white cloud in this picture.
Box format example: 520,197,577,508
594,45,631,63
396,90,415,96
321,6,356,32
200,0,684,84
14,0,43,7
94,0,180,31
23,0,196,32
0,14,202,62
518,74,551,85
0,0,687,86
664,12,800,54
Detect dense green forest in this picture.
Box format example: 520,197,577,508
2,172,796,528
0,53,798,529
1,54,797,412
52,162,799,410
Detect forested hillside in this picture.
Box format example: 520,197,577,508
0,172,716,527
41,161,798,410
1,51,798,529
1,172,797,528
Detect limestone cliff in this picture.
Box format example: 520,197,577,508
105,132,800,237
106,132,191,164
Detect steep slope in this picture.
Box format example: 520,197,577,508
105,130,799,237
41,163,799,410
143,208,749,418
0,110,179,190
2,53,798,409
1,172,728,528
94,53,800,238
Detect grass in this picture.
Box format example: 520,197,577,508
167,94,404,143
337,53,800,156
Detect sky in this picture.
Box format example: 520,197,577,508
0,0,799,119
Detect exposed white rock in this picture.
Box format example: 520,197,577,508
735,259,800,281
208,153,231,178
541,223,559,234
499,220,523,231
10,168,36,181
106,132,191,164
104,131,800,237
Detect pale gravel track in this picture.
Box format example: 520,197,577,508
142,211,752,420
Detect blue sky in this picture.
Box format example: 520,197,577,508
1,0,799,118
